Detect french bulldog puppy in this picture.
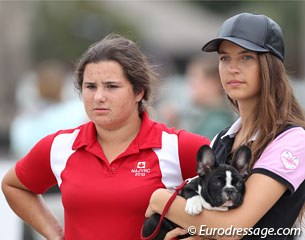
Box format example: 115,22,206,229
142,145,251,240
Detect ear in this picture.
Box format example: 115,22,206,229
135,90,145,103
196,145,217,176
232,145,251,178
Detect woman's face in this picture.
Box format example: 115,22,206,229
82,60,143,130
218,41,261,105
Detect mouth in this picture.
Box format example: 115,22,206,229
223,200,234,207
221,191,238,205
227,80,244,87
93,107,110,114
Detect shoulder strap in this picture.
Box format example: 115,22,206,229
275,124,297,138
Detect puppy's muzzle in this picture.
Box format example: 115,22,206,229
224,187,236,197
222,187,243,207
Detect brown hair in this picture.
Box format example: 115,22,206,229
228,53,305,167
75,33,158,115
228,53,305,223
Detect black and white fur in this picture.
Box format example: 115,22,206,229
142,145,251,240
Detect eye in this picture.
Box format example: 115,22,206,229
106,84,119,89
235,181,243,188
219,55,230,62
243,55,254,61
213,179,223,187
105,83,120,89
84,83,96,89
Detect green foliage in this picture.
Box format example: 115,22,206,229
31,1,136,64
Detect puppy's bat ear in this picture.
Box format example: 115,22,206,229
232,145,251,178
197,145,217,176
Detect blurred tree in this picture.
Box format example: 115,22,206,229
31,1,137,64
194,1,243,13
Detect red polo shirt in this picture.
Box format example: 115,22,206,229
16,112,210,239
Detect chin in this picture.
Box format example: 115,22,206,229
227,93,246,102
93,118,113,128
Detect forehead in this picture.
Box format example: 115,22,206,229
83,60,130,84
84,60,123,74
219,40,250,53
212,165,241,178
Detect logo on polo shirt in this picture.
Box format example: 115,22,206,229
131,161,151,177
281,150,299,170
137,162,146,168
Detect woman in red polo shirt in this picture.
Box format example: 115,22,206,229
2,33,209,240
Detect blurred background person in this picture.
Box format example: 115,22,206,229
10,60,88,158
155,53,236,140
155,74,190,130
185,53,236,139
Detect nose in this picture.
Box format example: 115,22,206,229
227,60,240,74
94,87,106,102
224,187,236,196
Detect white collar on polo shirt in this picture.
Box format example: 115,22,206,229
219,118,259,141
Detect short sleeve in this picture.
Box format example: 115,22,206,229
252,127,305,194
15,133,58,194
178,130,210,179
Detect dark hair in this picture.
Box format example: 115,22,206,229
75,33,158,115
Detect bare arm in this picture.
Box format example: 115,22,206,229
148,173,286,240
1,167,64,240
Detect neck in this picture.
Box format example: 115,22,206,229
96,113,142,145
237,99,257,124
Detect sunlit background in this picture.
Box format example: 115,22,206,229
1,1,304,239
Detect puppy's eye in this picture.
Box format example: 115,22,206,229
213,179,222,187
235,181,243,188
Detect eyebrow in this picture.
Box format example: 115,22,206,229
83,80,121,85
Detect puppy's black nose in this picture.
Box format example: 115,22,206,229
224,187,235,196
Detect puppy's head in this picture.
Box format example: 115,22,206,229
196,145,251,209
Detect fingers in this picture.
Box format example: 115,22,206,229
144,205,155,218
164,227,188,240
